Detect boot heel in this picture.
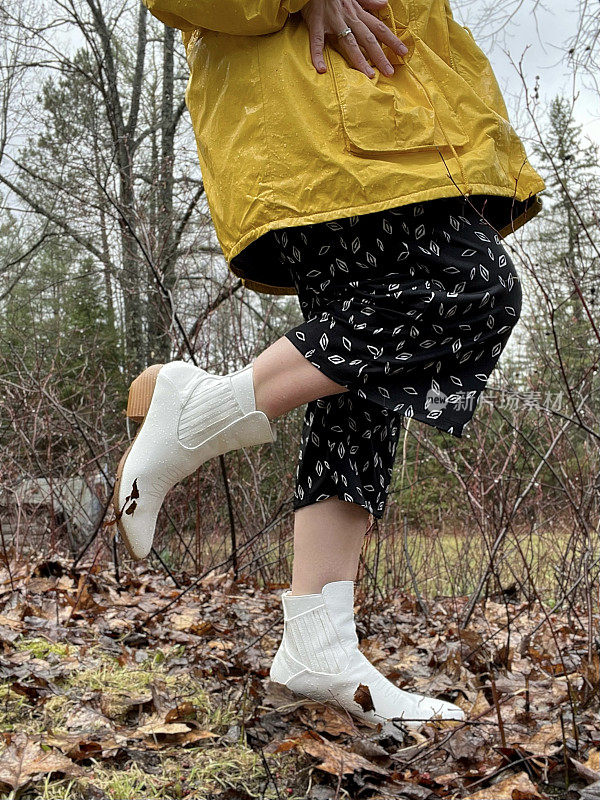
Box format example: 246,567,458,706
126,363,164,423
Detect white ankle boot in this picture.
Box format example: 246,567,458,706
269,580,465,727
113,361,276,560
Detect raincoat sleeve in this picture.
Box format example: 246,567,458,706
143,0,309,35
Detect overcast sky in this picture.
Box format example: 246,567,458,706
453,0,599,146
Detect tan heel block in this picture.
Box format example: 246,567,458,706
126,363,164,423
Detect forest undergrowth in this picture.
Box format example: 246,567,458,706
0,554,599,800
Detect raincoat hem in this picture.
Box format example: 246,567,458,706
228,181,545,295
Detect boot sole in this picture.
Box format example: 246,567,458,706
267,679,461,729
113,363,164,560
268,679,382,727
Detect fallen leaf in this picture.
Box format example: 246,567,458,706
142,729,218,749
354,682,375,713
170,608,213,635
43,731,124,761
433,771,460,786
466,771,544,799
586,751,600,772
579,781,600,800
361,639,389,665
0,614,23,631
568,756,600,784
469,690,492,717
445,727,487,763
513,721,563,756
165,700,196,723
0,734,83,792
270,729,389,777
137,721,191,736
64,705,114,733
99,691,153,720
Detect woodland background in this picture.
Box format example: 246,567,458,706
0,1,599,798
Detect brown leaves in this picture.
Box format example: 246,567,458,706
585,750,600,772
171,607,214,636
515,720,564,757
43,731,118,762
354,682,376,713
444,726,488,764
466,771,544,799
0,734,84,793
98,689,154,720
2,555,599,799
268,729,390,778
132,685,210,743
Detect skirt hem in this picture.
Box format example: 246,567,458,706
285,329,473,439
292,492,386,520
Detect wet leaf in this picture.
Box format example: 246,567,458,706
466,771,544,799
137,721,192,736
354,682,375,713
271,729,389,777
0,734,83,792
585,750,600,772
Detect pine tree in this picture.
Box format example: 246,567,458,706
525,95,600,412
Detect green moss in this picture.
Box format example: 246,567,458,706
30,746,305,800
0,683,31,734
15,637,73,659
1,638,307,800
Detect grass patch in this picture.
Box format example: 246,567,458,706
1,639,307,799
359,528,581,599
31,745,303,800
15,637,73,659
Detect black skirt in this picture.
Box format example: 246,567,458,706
271,195,523,517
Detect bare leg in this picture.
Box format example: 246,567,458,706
290,498,369,594
253,336,346,420
252,337,369,594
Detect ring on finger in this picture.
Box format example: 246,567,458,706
337,27,353,38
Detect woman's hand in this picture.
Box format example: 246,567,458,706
299,0,408,78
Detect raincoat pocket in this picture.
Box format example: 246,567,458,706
327,34,469,156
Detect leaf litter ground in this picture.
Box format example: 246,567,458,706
0,556,599,799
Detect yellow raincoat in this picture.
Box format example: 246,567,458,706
144,0,546,295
